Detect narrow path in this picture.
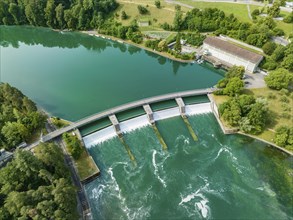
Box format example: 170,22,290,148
246,0,253,20
46,121,92,220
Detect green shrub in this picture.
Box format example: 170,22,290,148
280,95,289,102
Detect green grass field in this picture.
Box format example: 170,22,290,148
177,0,253,22
75,149,99,181
116,0,177,29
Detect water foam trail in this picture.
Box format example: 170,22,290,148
213,146,245,174
179,183,211,219
152,150,167,188
108,167,132,219
91,184,106,200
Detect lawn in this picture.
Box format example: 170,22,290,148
75,148,99,181
177,0,253,23
115,0,177,29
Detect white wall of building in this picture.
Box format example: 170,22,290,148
203,44,258,72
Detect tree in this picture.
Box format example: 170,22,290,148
174,34,181,53
281,54,293,71
246,100,268,134
220,99,242,127
274,126,290,147
173,5,182,31
137,5,148,15
225,66,245,79
8,3,19,24
267,2,281,18
271,45,286,62
262,41,277,55
251,9,260,19
121,10,127,20
1,122,28,147
265,68,293,90
223,77,244,96
62,133,83,160
55,4,64,29
155,0,161,9
44,0,56,28
158,40,168,52
0,143,78,220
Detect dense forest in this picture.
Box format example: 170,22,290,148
0,83,45,150
0,0,118,30
0,143,78,219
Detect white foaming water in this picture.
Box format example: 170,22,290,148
83,102,212,148
119,115,150,133
213,147,244,174
153,107,180,121
186,103,212,115
152,150,167,188
91,184,106,200
83,126,116,148
108,167,132,219
179,183,210,219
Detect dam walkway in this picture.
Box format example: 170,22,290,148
27,88,215,150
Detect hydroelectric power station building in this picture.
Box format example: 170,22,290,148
202,37,263,73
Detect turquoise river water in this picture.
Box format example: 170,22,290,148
0,26,292,220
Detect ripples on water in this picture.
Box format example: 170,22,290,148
85,114,293,220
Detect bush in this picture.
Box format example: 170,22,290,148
280,95,289,102
262,41,277,55
155,0,161,8
281,103,291,112
283,12,293,23
121,11,128,20
265,68,293,90
279,88,289,96
63,133,83,160
137,5,148,14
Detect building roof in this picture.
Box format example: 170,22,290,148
204,37,263,64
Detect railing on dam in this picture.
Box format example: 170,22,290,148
40,88,215,143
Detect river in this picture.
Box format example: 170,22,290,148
1,26,292,220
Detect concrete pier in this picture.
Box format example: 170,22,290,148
109,114,122,137
176,98,186,117
143,104,155,124
176,98,198,141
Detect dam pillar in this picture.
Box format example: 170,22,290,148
176,98,186,117
176,98,198,141
109,114,122,137
143,104,155,124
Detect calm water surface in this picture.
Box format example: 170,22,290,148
0,26,223,121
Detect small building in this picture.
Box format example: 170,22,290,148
0,149,13,168
202,37,263,73
137,20,149,27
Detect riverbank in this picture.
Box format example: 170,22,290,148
81,30,194,64
209,93,293,156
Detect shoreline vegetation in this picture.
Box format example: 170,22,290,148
81,30,194,63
